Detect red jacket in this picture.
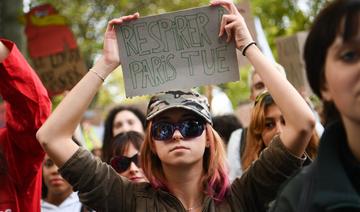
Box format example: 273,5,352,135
0,39,51,212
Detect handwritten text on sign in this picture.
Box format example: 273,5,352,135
116,6,239,97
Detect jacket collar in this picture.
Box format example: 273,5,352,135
312,121,360,208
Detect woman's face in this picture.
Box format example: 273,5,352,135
250,73,266,101
323,36,360,124
151,108,207,167
261,104,285,146
115,142,147,183
112,110,144,136
43,155,72,196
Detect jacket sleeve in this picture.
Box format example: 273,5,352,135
59,148,138,211
268,163,313,212
0,39,51,149
229,136,305,212
267,193,296,212
0,39,51,181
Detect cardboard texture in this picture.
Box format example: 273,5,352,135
32,48,87,95
116,6,239,97
24,4,86,95
276,31,311,93
235,0,258,67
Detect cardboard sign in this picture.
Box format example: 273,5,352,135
24,4,86,95
24,4,78,58
32,48,87,95
276,31,311,93
235,0,258,67
116,6,239,97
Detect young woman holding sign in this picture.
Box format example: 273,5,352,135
36,0,315,211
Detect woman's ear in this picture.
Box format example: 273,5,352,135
320,81,333,102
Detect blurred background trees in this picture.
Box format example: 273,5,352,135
0,0,327,109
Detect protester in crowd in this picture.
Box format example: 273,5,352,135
42,139,93,212
227,65,286,181
249,67,271,101
102,105,146,163
270,0,360,210
42,154,92,212
228,64,324,181
241,91,319,171
36,0,315,211
0,39,51,211
212,114,242,147
109,131,147,183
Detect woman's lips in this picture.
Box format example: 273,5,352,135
49,178,64,186
129,176,144,182
170,146,190,152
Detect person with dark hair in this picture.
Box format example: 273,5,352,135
109,131,147,182
36,1,315,211
0,39,51,211
212,114,242,146
270,0,360,211
42,155,84,211
101,105,146,163
41,139,93,212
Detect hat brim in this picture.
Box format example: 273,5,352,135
146,105,212,125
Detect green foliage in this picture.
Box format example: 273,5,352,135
28,0,210,108
29,0,209,66
221,66,251,108
50,93,64,110
27,0,327,109
250,0,327,58
220,0,328,107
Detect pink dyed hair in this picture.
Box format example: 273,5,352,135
140,121,230,202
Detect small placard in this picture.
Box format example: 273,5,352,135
116,6,239,97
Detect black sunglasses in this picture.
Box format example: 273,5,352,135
151,120,205,141
110,154,140,173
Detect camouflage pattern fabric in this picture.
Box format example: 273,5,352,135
146,90,212,125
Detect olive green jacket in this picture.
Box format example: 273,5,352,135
60,137,304,212
269,121,360,212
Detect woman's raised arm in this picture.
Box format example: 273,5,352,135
36,13,140,166
211,0,315,157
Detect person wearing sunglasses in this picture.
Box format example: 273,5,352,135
109,131,147,183
36,0,316,211
102,105,146,164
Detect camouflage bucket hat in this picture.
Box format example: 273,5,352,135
146,90,212,125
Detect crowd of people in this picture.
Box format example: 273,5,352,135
0,0,359,211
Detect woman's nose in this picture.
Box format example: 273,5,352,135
275,122,283,134
121,124,131,132
128,162,140,173
172,129,183,141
